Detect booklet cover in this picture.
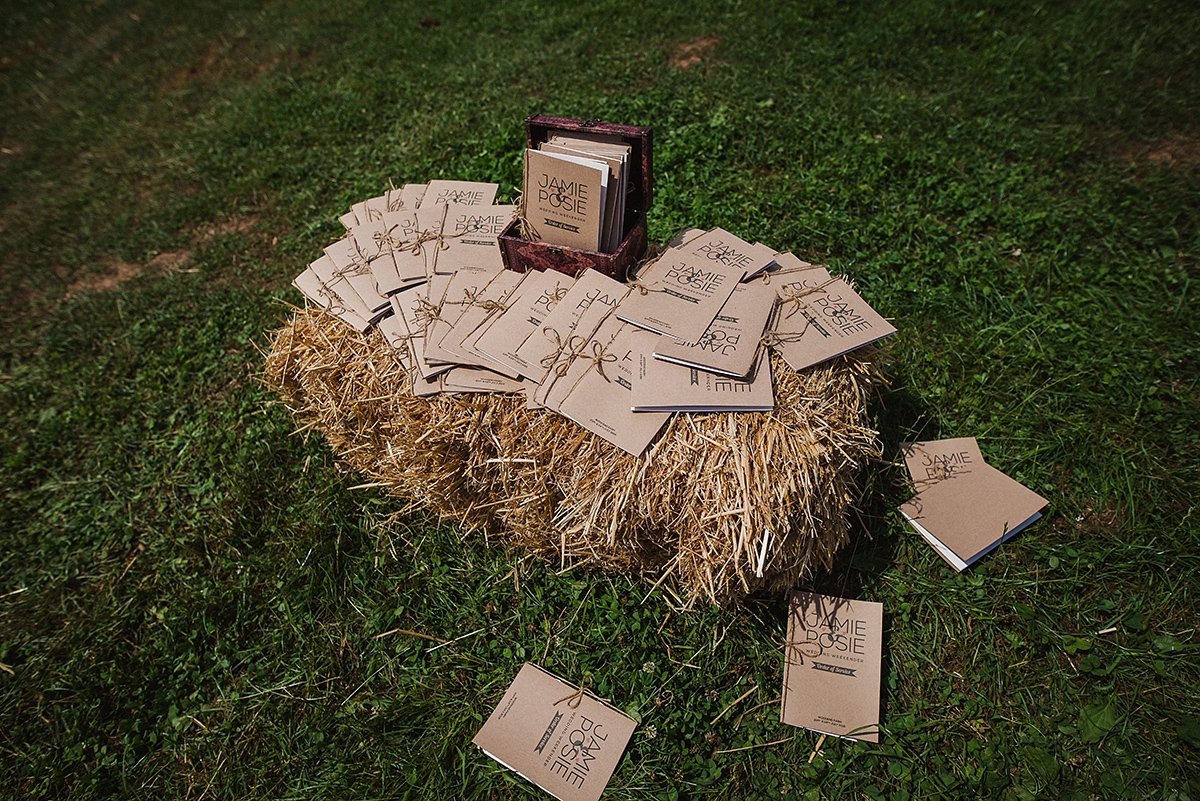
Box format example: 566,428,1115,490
392,278,453,381
651,279,777,379
423,264,499,365
420,179,499,207
466,270,570,378
537,322,671,457
675,227,776,279
291,267,370,332
379,209,427,283
523,148,608,252
473,663,637,801
633,346,773,412
900,437,986,486
767,276,896,372
436,269,525,369
433,204,517,274
897,461,1049,571
511,270,630,383
782,592,883,743
307,253,378,325
323,236,391,312
616,251,744,345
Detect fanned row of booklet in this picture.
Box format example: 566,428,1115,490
294,193,897,458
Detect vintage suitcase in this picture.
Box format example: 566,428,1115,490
498,114,652,282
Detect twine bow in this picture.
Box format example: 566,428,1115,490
372,224,409,254
581,340,617,383
413,297,446,330
316,282,347,316
778,278,835,319
539,327,585,375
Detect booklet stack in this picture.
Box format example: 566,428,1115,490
293,182,897,460
897,437,1048,570
500,115,652,281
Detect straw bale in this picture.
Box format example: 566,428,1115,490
262,306,883,607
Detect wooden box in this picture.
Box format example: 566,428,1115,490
499,114,653,282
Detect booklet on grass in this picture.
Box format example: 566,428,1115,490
900,437,986,486
473,662,637,801
782,592,883,743
897,460,1048,571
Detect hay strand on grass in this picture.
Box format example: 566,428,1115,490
262,306,883,606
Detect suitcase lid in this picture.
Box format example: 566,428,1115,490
524,114,653,216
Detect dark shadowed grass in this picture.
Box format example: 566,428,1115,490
1,0,1198,797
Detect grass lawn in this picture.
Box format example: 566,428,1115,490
1,0,1198,797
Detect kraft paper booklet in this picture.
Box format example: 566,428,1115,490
346,219,409,295
291,267,370,332
898,461,1048,571
373,311,414,371
307,253,378,325
523,148,608,252
900,437,986,486
510,270,630,383
379,209,426,284
388,183,426,212
322,236,391,312
392,279,453,381
537,322,671,457
543,135,631,253
617,251,744,344
473,663,636,801
432,204,517,275
766,276,896,372
633,347,773,412
675,227,776,280
419,179,498,207
471,269,576,379
423,264,497,365
782,592,883,743
441,366,525,394
651,278,777,379
436,268,525,369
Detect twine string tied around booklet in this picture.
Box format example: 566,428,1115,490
315,281,348,316
784,640,824,665
554,683,587,710
539,328,587,377
413,297,447,331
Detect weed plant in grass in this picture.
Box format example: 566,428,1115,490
2,0,1199,798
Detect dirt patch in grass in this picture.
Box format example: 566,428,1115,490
194,213,259,244
669,37,719,70
1119,133,1200,172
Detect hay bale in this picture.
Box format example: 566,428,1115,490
262,306,883,607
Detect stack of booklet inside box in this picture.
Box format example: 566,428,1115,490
292,183,897,458
523,132,633,254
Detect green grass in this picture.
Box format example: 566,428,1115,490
2,0,1198,797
